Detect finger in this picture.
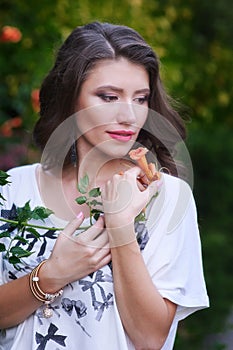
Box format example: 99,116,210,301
78,216,105,243
137,172,150,185
125,167,146,189
103,242,110,250
95,245,111,262
136,178,148,191
95,252,112,271
125,166,141,177
80,228,109,249
91,229,109,248
101,178,118,201
62,213,85,237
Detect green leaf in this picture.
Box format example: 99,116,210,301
8,256,21,265
31,206,53,221
89,199,98,206
10,246,32,258
0,231,11,239
93,212,101,221
135,211,146,223
25,227,41,239
13,236,29,244
88,199,102,207
91,209,104,215
75,196,87,205
0,193,6,204
77,174,89,194
0,169,10,204
0,170,11,186
0,243,6,252
88,187,101,197
16,201,32,223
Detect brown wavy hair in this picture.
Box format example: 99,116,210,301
33,21,186,176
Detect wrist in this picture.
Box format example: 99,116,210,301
104,213,134,229
106,221,136,248
38,259,66,294
29,260,64,318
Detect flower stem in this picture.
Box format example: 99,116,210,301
0,217,90,231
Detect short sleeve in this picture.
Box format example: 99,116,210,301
142,174,209,322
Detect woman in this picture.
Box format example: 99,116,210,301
0,22,209,349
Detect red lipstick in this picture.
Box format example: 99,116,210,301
107,129,135,142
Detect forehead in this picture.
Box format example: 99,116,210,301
85,57,149,86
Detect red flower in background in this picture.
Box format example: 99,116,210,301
0,26,22,43
31,89,40,112
0,116,23,137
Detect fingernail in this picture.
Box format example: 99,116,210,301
95,216,104,227
76,212,84,219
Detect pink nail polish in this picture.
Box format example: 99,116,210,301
76,212,84,219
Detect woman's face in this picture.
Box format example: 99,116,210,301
76,57,150,159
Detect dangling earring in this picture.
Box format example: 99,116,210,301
71,141,77,167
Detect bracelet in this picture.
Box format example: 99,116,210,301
29,260,63,318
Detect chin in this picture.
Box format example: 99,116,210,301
102,149,130,160
97,143,134,159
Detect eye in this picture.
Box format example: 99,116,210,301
97,94,118,103
133,95,149,105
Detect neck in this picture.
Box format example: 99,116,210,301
76,147,133,189
38,155,134,221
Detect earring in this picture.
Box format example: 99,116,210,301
71,141,77,167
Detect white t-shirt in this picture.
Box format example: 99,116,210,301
0,164,209,350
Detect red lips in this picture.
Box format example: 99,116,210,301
107,129,135,142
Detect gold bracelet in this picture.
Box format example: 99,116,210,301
29,260,63,318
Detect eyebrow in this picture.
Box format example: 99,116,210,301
95,85,150,94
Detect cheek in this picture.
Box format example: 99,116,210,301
76,108,107,135
136,109,148,129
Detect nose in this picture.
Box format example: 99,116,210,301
115,102,137,125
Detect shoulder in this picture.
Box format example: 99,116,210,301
161,173,194,211
162,172,193,194
1,164,40,208
152,173,194,210
147,173,196,233
6,163,39,192
7,163,39,178
6,163,39,188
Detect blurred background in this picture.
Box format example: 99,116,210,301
0,0,232,348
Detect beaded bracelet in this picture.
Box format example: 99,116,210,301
29,260,63,318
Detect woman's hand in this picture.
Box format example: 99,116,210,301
136,171,150,191
39,215,111,292
102,167,151,225
101,167,156,247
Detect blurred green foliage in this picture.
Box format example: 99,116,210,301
0,0,232,348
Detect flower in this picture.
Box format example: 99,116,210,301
0,116,22,137
129,147,160,182
128,147,148,161
31,89,40,112
0,26,22,43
